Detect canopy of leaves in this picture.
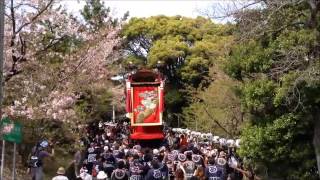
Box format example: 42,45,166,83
239,114,317,179
225,1,320,178
81,0,129,31
121,16,232,86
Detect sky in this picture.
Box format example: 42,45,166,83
60,0,243,23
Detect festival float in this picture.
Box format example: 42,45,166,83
125,69,165,140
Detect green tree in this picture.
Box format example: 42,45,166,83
121,16,232,86
182,70,243,137
225,1,320,178
81,0,111,31
121,16,233,123
74,86,113,122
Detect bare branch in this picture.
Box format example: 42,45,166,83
13,3,39,10
201,0,263,20
15,0,54,34
4,13,11,20
4,70,22,82
34,35,68,56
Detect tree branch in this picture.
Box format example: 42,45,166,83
15,0,54,34
203,0,263,20
4,13,11,20
13,2,39,10
10,0,15,34
5,70,22,82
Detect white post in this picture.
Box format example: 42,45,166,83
195,118,198,131
0,140,5,180
12,143,16,180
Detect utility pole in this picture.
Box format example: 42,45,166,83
0,0,5,179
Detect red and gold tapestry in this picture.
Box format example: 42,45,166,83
131,86,162,126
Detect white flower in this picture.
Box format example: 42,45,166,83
14,100,21,106
52,113,58,120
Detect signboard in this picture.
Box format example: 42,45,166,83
131,86,162,126
0,117,22,144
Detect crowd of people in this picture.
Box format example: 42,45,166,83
28,121,260,180
71,121,260,180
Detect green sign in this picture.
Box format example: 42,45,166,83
0,117,22,144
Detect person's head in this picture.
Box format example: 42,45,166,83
103,145,109,152
117,151,125,159
157,154,164,162
133,154,140,160
126,153,134,162
186,152,192,161
126,143,133,149
80,166,88,175
114,143,120,150
159,146,166,153
56,167,65,175
151,159,160,169
106,156,115,164
143,153,153,162
90,142,95,147
97,155,103,162
117,160,125,169
153,149,159,156
169,130,173,136
96,171,108,180
37,140,49,150
138,151,143,158
208,157,215,165
192,147,199,154
219,151,226,159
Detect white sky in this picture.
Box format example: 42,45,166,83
60,0,243,23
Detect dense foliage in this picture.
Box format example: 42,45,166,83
225,1,320,179
121,16,235,125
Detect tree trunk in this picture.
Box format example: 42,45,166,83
313,109,320,179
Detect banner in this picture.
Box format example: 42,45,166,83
131,86,162,126
0,117,22,144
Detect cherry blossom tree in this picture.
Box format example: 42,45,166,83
3,0,123,126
